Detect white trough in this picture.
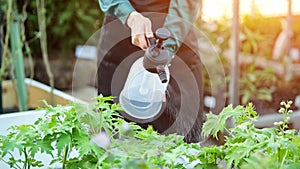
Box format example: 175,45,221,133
254,110,300,130
0,110,55,169
1,78,87,168
3,78,87,110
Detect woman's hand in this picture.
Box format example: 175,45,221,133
127,11,153,50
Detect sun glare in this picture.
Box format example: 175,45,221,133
202,0,300,20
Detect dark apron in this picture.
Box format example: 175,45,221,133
97,0,204,143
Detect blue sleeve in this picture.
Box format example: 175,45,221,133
163,0,201,55
98,0,135,24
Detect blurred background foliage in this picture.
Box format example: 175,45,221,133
0,0,104,90
196,11,300,113
1,0,104,59
241,13,300,59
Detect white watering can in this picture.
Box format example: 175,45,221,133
119,28,171,121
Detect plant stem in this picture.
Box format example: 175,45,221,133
1,0,12,74
99,109,103,133
280,149,288,168
277,147,281,168
2,159,21,169
20,0,34,79
62,145,69,169
23,148,28,169
96,152,108,167
36,0,55,105
7,152,22,169
224,127,233,137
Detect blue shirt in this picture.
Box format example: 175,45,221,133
98,0,201,55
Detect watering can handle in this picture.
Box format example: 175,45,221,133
147,37,156,47
146,28,170,49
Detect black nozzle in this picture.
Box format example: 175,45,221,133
156,65,167,83
143,28,170,83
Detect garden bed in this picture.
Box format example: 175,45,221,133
0,110,54,168
2,78,86,113
1,96,300,169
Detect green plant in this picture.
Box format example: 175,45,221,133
240,19,274,57
46,0,103,54
0,95,217,168
241,14,280,58
0,96,120,168
202,101,300,169
3,96,300,168
239,64,277,104
0,124,44,169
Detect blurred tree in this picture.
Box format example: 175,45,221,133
23,0,104,59
241,14,275,58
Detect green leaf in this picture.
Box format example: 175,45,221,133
202,112,223,139
73,130,91,157
287,163,300,169
202,105,243,139
1,140,23,157
58,10,72,25
240,152,279,169
29,143,40,157
39,138,54,156
90,143,106,159
195,163,219,169
30,159,44,167
225,141,254,168
56,134,71,155
123,159,151,169
242,91,251,105
77,138,91,157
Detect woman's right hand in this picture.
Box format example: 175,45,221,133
126,11,153,50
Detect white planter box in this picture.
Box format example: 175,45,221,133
1,78,87,168
3,78,87,110
254,110,300,129
0,110,59,169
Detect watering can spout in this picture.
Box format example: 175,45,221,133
156,65,167,83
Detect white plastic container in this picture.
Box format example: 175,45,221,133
119,57,170,120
